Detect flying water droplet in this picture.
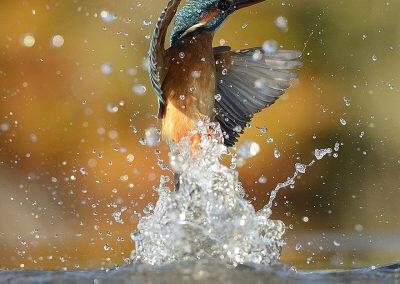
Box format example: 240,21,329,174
343,96,351,107
132,84,147,95
258,176,267,184
21,34,35,47
107,103,119,113
79,167,87,175
101,63,113,75
274,16,288,32
237,140,260,158
252,50,263,61
1,123,9,132
100,10,115,23
262,40,278,54
191,71,201,78
314,148,332,160
143,127,160,147
30,134,38,142
51,35,64,48
295,163,306,174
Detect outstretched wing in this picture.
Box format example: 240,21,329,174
214,47,302,146
149,0,181,118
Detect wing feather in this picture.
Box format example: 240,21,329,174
214,47,302,146
149,0,181,118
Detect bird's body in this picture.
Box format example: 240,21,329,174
161,32,216,143
150,0,302,148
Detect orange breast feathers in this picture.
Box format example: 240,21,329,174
161,33,216,144
162,100,197,143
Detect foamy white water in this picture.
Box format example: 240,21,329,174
131,121,336,266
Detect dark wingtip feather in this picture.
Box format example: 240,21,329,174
214,46,302,147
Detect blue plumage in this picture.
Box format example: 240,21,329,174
171,0,232,45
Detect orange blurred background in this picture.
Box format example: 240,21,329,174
1,0,400,270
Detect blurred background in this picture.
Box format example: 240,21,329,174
1,0,400,270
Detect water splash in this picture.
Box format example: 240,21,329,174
131,122,285,266
130,122,337,266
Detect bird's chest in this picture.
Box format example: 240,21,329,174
163,40,216,117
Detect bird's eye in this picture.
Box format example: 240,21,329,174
217,0,231,11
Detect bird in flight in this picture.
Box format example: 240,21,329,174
149,0,301,147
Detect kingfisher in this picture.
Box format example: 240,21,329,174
149,0,301,147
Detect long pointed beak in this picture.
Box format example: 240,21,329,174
234,0,265,10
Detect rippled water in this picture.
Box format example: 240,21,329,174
2,259,399,284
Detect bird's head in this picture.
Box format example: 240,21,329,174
170,0,264,45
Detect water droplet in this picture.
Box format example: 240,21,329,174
107,103,119,113
132,84,146,95
237,140,260,158
1,122,9,132
295,243,302,251
274,16,288,32
113,211,123,224
258,176,267,184
354,224,363,232
103,244,110,251
262,40,278,54
30,133,38,142
255,78,266,89
128,67,137,76
179,52,185,59
191,71,201,78
334,142,340,152
252,50,263,61
127,154,135,163
257,127,268,135
333,240,341,247
101,63,113,75
343,96,351,107
100,10,114,23
339,118,347,126
51,35,64,48
372,54,378,62
274,149,280,158
302,216,309,222
21,34,35,47
108,130,118,140
295,163,306,174
144,126,160,147
143,19,152,26
314,148,332,160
